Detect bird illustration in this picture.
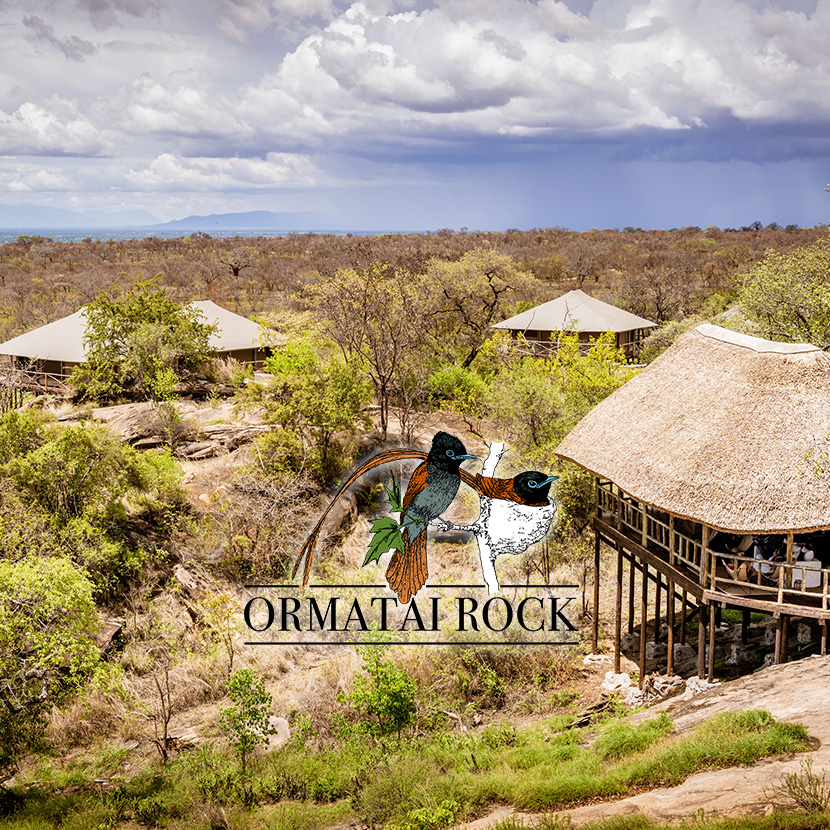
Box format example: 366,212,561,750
292,431,474,603
386,432,475,602
438,444,558,594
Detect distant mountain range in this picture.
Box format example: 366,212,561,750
149,210,325,230
0,204,328,231
0,203,161,229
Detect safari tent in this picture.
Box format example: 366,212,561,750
0,300,276,385
493,289,656,358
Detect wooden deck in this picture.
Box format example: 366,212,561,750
592,479,830,686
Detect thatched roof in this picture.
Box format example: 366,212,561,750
0,300,277,363
555,323,830,534
493,289,656,334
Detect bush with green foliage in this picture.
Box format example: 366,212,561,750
72,279,217,401
242,336,372,482
0,555,100,780
0,411,184,597
338,647,417,739
219,669,276,776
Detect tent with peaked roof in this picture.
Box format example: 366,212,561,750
0,300,278,384
492,289,656,358
555,323,830,534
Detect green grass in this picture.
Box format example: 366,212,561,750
0,710,810,830
494,810,830,830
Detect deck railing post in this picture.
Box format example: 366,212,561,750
700,525,710,586
669,515,675,567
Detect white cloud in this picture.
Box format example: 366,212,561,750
1,165,74,192
125,152,319,190
0,99,116,155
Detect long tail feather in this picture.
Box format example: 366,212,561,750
386,530,428,604
292,448,428,588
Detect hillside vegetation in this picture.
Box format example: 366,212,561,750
1,224,829,829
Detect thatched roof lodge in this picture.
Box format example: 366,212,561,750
555,323,830,683
0,300,278,386
492,289,656,359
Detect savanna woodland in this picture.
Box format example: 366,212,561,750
1,223,829,830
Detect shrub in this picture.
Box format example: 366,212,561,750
338,648,417,739
219,669,276,775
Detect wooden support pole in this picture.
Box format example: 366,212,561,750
697,603,706,679
592,530,600,654
614,544,623,674
681,589,687,644
775,615,783,664
822,622,827,657
655,576,662,643
741,609,750,645
708,602,716,682
782,615,790,664
628,552,636,635
667,578,675,676
639,561,648,690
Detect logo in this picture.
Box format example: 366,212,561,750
244,432,579,646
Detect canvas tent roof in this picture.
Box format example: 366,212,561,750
555,323,830,534
493,289,656,334
0,300,273,364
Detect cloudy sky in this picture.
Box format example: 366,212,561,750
1,0,829,230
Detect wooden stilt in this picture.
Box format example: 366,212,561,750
639,561,648,690
628,553,635,635
614,545,623,674
655,576,662,643
680,589,687,644
592,531,600,653
775,615,783,664
741,609,750,645
667,578,675,675
708,602,716,681
781,615,789,664
697,604,706,679
822,621,827,657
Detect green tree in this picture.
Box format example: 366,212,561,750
219,669,276,775
339,647,417,739
0,555,100,779
423,248,535,368
72,279,217,401
479,331,634,468
254,337,372,481
740,235,830,346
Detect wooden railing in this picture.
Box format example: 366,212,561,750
597,479,830,611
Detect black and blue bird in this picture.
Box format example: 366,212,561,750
386,431,475,602
293,431,474,603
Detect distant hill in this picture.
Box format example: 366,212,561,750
150,211,326,230
0,203,161,229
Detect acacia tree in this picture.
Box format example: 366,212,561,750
307,265,429,438
423,248,535,368
740,235,830,346
73,280,217,401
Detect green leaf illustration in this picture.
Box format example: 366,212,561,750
364,516,405,567
384,476,403,514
